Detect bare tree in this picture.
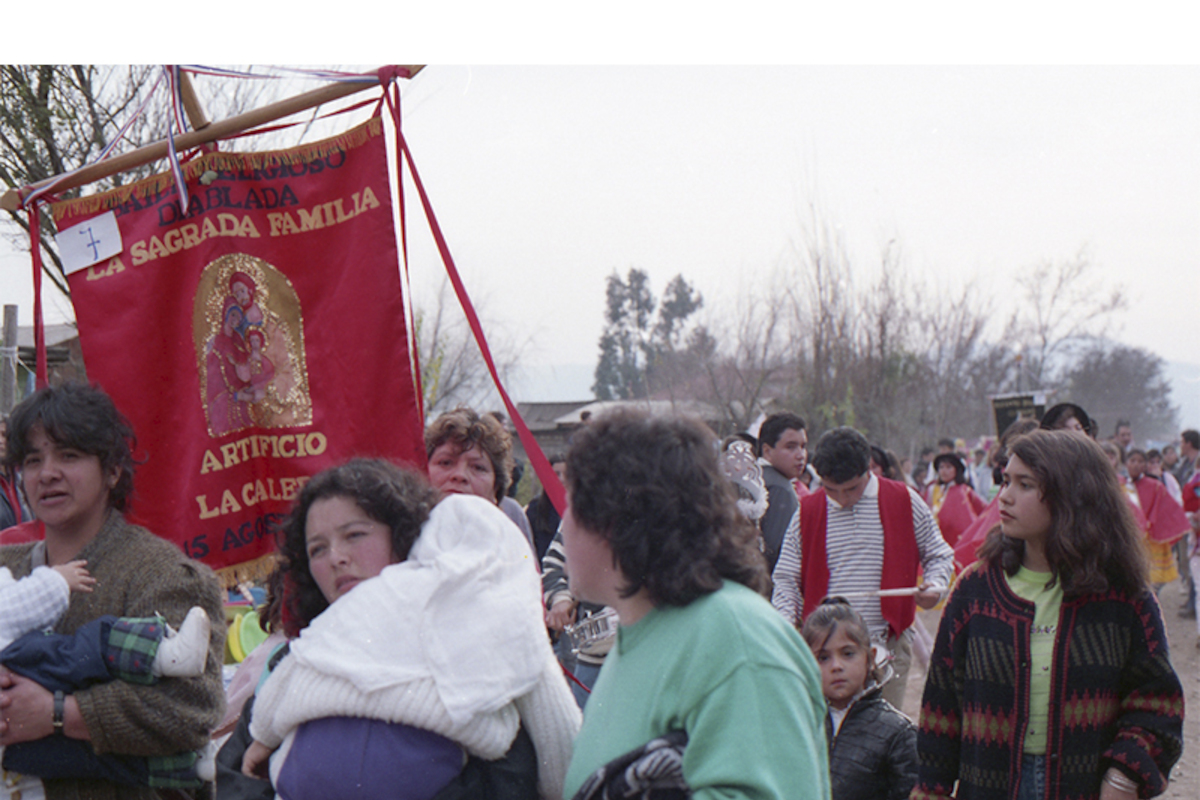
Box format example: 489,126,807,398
1,65,271,296
415,278,524,416
689,282,794,432
1006,249,1127,387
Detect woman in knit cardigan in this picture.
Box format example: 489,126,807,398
912,430,1183,800
239,459,580,800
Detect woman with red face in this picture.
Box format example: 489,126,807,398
424,408,535,553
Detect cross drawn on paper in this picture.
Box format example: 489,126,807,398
78,226,102,261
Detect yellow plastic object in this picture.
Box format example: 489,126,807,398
238,608,270,657
227,611,248,663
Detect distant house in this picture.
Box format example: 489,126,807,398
508,397,732,467
10,324,86,402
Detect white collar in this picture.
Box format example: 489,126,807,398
827,472,879,510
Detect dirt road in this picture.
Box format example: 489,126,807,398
899,578,1196,798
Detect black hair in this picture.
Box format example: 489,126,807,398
566,409,769,606
801,597,880,685
278,459,440,631
1040,403,1096,438
757,412,805,455
1181,430,1199,451
933,452,967,485
4,382,138,512
810,427,871,484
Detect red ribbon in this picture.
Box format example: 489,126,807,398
27,202,47,389
397,132,567,516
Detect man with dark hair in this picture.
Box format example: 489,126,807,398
755,412,808,572
912,446,935,488
0,417,28,533
1173,429,1200,618
772,426,954,708
1115,419,1134,453
1176,429,1199,485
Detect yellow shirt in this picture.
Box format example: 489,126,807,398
1005,565,1063,754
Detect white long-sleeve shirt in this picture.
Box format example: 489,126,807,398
771,474,954,640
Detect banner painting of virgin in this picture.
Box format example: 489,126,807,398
52,118,426,583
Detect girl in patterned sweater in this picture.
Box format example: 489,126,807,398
912,429,1183,800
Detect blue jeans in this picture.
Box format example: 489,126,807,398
1017,754,1046,800
570,661,602,709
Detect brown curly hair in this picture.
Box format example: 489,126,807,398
566,408,769,607
424,407,514,503
978,429,1149,596
277,459,441,631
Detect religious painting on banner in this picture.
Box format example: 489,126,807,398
51,118,426,585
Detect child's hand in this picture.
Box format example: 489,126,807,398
242,739,275,779
52,561,95,594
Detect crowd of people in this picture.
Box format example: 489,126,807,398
0,382,1191,800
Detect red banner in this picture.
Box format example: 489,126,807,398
51,118,425,584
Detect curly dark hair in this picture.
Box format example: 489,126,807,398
566,409,769,607
424,407,514,503
977,429,1149,597
810,427,872,484
277,459,441,630
4,382,138,512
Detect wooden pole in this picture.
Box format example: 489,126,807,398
1,306,17,414
177,69,210,132
0,66,424,212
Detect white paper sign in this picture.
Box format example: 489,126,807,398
56,211,123,275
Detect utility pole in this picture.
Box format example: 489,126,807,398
1,306,16,414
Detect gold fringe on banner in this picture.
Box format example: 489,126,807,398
51,117,383,223
215,552,280,591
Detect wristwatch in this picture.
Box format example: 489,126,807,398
52,690,65,733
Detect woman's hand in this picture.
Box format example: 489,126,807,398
242,739,275,779
0,669,54,745
1099,768,1139,800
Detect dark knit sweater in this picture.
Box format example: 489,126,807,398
827,683,916,800
912,561,1183,800
0,511,226,800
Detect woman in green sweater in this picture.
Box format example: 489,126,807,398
560,409,830,800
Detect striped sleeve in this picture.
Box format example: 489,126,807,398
770,509,802,626
541,530,573,609
908,487,955,591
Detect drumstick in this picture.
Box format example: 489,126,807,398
835,586,945,599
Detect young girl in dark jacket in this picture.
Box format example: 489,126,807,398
802,598,917,800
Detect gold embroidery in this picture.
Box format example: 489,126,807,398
193,253,312,438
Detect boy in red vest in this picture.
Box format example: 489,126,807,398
772,426,954,708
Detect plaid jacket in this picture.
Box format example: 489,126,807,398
912,561,1183,800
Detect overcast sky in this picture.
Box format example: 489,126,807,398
388,64,1198,377
4,19,1198,414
